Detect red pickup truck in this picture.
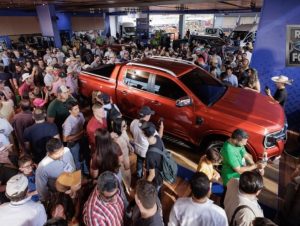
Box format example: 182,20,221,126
79,57,287,161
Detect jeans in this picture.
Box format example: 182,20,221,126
136,155,145,178
69,142,81,170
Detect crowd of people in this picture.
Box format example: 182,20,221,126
0,32,297,226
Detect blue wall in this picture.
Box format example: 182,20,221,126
251,0,300,130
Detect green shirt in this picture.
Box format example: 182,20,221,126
47,97,73,131
221,141,246,186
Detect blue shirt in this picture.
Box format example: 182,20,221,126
223,74,238,87
27,171,39,202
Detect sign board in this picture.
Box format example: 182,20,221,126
136,17,149,44
286,25,300,66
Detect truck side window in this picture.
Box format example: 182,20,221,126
124,69,150,91
153,75,186,100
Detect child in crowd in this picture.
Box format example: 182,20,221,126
197,148,222,182
18,155,39,202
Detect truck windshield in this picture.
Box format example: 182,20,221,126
180,68,227,106
125,27,135,33
230,31,248,40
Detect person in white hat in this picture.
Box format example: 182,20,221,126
265,75,292,107
18,73,34,97
0,174,47,226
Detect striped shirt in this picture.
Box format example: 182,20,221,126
83,187,124,226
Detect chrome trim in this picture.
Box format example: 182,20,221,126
126,62,176,77
264,125,287,148
149,56,196,66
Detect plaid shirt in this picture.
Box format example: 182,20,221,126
83,187,124,226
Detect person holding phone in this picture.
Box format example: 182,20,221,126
265,75,293,108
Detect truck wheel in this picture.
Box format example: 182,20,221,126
205,139,225,153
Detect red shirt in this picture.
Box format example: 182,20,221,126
18,82,32,97
86,116,107,149
83,187,124,226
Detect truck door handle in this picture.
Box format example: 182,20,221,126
151,100,161,105
196,117,204,125
121,91,127,95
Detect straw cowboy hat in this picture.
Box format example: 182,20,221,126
271,75,293,85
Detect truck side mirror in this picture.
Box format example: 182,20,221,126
176,96,192,107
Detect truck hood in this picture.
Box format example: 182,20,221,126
212,87,285,132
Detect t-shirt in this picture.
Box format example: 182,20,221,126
220,141,246,186
134,209,163,226
86,116,107,149
47,97,73,131
273,88,287,107
146,135,164,187
0,101,14,120
23,122,59,163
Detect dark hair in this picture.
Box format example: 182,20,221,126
94,128,121,173
97,171,118,193
33,108,45,121
6,187,28,202
231,128,249,141
239,171,264,194
136,179,157,209
18,155,32,167
190,172,210,199
44,218,68,226
66,100,78,111
206,148,222,164
20,99,31,111
252,217,277,226
46,138,63,153
111,117,124,136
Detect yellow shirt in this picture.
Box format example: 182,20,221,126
197,155,216,180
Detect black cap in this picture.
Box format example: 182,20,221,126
139,106,155,117
231,129,249,140
97,93,110,104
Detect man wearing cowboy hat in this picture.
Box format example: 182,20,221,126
265,75,292,108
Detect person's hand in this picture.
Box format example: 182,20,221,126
265,88,271,96
257,162,267,169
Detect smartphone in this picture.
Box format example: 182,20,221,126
265,85,269,90
158,117,164,125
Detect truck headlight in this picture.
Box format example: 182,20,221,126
264,126,287,148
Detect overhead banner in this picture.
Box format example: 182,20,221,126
286,25,300,66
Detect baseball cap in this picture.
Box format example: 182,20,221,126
6,174,28,197
22,73,31,82
97,93,110,104
139,106,155,117
231,129,249,140
33,98,46,108
97,171,118,193
55,170,81,193
57,85,69,93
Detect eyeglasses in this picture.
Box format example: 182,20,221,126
20,163,33,169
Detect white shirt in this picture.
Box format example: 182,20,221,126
245,51,252,63
0,117,13,146
0,196,47,226
168,197,228,226
224,179,263,226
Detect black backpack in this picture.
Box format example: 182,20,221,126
105,103,121,131
148,147,178,184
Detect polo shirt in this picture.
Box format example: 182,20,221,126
23,122,59,163
168,197,228,226
47,97,73,131
0,196,47,226
36,147,75,201
86,116,107,149
83,187,124,226
63,113,85,137
221,141,246,186
224,178,263,225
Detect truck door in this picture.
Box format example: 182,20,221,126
116,67,155,119
147,73,197,143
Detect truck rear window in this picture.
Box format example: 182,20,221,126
84,64,115,78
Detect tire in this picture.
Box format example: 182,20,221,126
205,139,225,153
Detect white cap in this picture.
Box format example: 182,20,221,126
21,73,31,82
6,174,28,197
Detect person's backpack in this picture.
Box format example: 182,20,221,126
148,147,178,184
105,103,121,131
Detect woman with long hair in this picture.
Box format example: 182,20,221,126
244,68,261,93
110,117,133,193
